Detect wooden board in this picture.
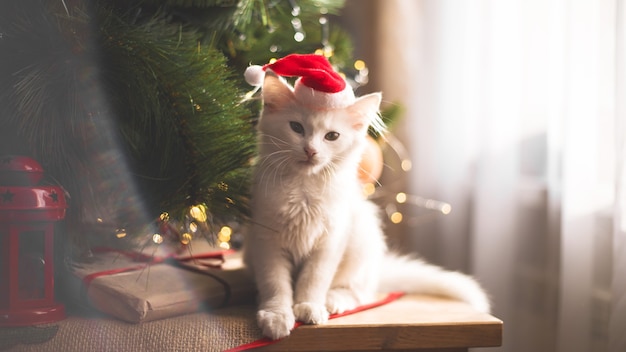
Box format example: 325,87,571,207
259,294,503,351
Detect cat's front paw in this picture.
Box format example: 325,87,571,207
326,288,359,314
293,302,329,324
257,307,296,340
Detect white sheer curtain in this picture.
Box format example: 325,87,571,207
344,0,626,351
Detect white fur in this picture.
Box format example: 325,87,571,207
244,65,265,87
244,75,490,340
292,77,355,110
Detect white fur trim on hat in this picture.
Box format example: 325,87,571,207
244,65,265,87
293,79,355,110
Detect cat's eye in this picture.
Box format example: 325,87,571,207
325,131,340,141
290,121,305,135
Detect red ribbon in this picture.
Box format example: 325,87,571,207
79,248,404,351
223,291,406,352
81,246,236,306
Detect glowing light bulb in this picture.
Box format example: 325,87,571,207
354,60,366,71
395,192,407,204
401,159,412,171
218,226,232,243
390,212,403,224
220,226,232,237
189,205,207,222
291,3,301,16
291,18,305,42
152,233,164,244
180,233,193,245
363,183,376,196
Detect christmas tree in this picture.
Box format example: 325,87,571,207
0,0,356,253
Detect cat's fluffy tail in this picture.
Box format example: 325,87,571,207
377,254,491,313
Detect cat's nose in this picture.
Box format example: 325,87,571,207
304,147,317,158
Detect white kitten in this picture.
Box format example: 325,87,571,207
244,73,490,340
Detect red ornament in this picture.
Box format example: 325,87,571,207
0,156,67,326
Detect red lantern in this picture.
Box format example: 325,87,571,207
0,156,67,326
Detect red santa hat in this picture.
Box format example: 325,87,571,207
244,53,355,109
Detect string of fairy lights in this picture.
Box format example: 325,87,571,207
363,133,452,227
117,0,449,253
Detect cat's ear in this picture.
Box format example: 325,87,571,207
349,92,383,133
262,71,295,112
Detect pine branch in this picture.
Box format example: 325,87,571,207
0,0,355,249
99,5,256,223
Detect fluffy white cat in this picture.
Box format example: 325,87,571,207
244,71,490,340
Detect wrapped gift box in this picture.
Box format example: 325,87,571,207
66,243,256,323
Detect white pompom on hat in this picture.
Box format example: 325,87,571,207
244,53,355,109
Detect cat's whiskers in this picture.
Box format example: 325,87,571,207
261,134,290,149
356,165,382,187
257,153,290,195
321,163,336,194
271,155,292,189
258,149,290,165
